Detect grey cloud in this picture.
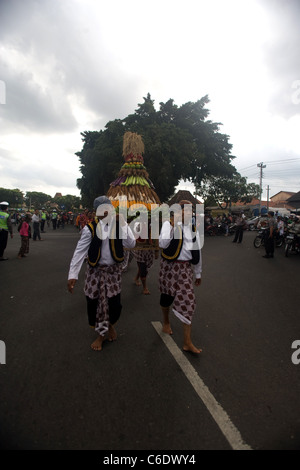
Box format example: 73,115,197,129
1,64,78,133
261,0,300,117
0,0,141,133
0,1,80,133
0,152,79,193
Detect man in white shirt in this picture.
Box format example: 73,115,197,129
159,200,202,354
67,196,136,351
32,209,43,241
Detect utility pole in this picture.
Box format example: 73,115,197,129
257,162,266,215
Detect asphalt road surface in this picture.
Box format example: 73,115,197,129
0,224,300,451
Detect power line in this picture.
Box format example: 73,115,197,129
269,185,299,188
238,158,300,173
243,173,260,179
264,158,300,165
238,164,257,172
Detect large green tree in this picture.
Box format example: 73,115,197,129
0,188,82,211
76,94,237,206
54,194,81,212
197,174,261,209
0,188,24,208
76,122,125,207
25,191,52,209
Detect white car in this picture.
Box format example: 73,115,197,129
246,216,260,230
246,215,269,230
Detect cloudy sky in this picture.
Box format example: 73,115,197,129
1,0,300,200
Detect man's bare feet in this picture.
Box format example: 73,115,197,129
108,324,117,342
162,323,173,335
91,335,105,351
183,343,202,354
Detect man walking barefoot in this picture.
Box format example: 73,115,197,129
158,200,202,354
67,196,135,351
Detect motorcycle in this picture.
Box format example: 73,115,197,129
204,223,218,236
228,222,236,236
285,231,300,257
274,230,285,248
216,222,228,236
253,228,285,248
253,227,268,248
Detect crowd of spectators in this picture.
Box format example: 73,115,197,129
204,211,300,236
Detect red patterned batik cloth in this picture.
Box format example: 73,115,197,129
132,249,154,272
159,257,196,325
84,263,122,336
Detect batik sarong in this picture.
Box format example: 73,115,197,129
18,236,29,256
133,249,154,277
159,258,196,325
84,263,122,336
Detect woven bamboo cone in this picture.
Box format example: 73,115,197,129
106,131,161,210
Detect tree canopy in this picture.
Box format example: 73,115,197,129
76,93,239,207
0,188,81,212
196,174,261,209
0,188,24,207
25,191,52,208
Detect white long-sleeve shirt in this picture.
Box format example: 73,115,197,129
32,214,40,223
68,219,136,280
159,221,202,279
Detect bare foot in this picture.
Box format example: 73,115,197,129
108,324,117,342
143,288,150,295
91,335,105,351
162,323,173,335
183,344,202,354
134,278,141,286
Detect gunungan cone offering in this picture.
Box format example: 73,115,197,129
106,131,161,210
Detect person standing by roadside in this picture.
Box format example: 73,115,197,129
41,208,47,233
263,211,276,259
18,214,31,258
277,216,285,236
0,201,13,261
51,210,58,230
232,212,246,244
32,209,43,241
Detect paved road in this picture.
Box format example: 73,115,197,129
0,225,300,450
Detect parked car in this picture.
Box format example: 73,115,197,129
245,215,269,230
256,215,269,229
245,216,259,230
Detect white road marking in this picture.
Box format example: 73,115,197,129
151,321,252,450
